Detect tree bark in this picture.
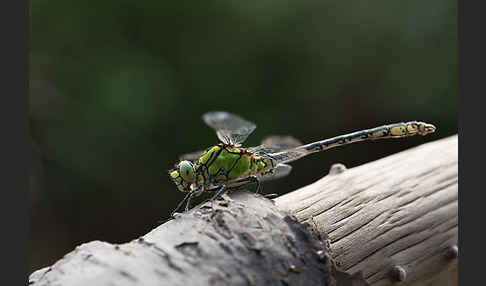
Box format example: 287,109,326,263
275,135,458,286
29,135,458,286
29,192,337,286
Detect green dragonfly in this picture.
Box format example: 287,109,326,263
169,111,436,215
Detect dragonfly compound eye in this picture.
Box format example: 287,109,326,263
179,160,196,182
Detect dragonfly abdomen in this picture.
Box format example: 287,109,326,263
269,121,436,164
303,121,436,152
249,155,277,176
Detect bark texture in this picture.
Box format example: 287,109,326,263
29,135,458,286
275,135,458,285
29,192,337,286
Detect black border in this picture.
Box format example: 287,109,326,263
1,0,29,284
459,0,484,285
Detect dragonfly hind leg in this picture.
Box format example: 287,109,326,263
231,175,261,194
249,176,261,194
209,185,227,202
206,176,261,203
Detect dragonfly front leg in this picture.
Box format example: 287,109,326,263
170,187,198,217
184,186,203,212
184,192,194,212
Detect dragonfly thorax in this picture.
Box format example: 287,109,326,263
196,144,254,185
170,143,278,193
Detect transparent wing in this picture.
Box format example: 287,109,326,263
269,149,309,164
178,135,302,161
247,135,303,155
258,163,293,182
202,111,257,146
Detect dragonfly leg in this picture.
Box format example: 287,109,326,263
200,176,262,209
184,194,193,212
227,176,261,193
184,187,201,212
170,188,197,217
239,176,261,193
205,184,240,193
251,176,261,194
209,185,227,202
194,185,239,207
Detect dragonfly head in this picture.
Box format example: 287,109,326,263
169,160,196,192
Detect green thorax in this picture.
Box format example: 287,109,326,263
195,144,276,186
196,145,251,185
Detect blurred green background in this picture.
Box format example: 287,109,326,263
29,0,457,272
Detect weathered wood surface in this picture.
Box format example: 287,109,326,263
29,135,458,286
275,134,458,285
29,192,338,286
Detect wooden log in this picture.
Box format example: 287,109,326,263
29,135,457,286
275,135,458,285
29,192,340,286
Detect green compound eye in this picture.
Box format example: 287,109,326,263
179,160,195,182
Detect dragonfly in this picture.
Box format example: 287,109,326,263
169,111,436,216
